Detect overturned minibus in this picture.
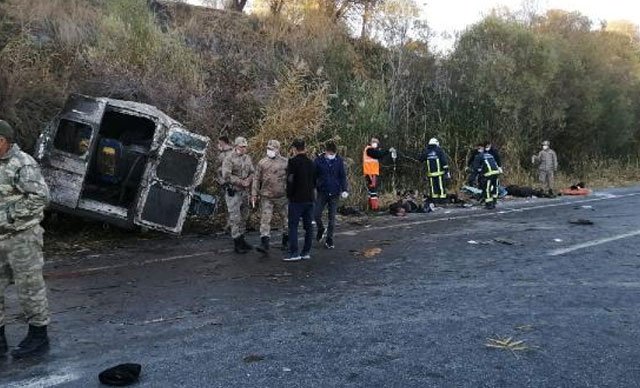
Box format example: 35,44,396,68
34,94,215,234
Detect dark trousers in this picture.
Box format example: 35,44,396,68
314,192,338,242
288,202,314,256
480,175,500,204
428,175,447,201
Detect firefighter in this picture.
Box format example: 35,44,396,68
419,138,449,209
472,143,502,209
362,137,394,211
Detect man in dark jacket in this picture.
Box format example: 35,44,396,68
285,139,315,262
484,141,502,171
418,138,450,209
471,143,502,209
314,142,348,249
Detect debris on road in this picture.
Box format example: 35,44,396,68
352,247,383,258
569,219,594,225
98,363,142,386
485,336,530,357
493,238,518,246
554,238,563,242
243,354,265,363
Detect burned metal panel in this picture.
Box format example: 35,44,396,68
133,127,210,234
37,94,107,209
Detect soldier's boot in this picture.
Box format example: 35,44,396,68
0,326,7,355
256,236,270,254
239,235,253,251
281,234,288,251
234,238,248,254
11,325,49,359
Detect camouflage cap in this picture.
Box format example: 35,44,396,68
267,139,280,150
234,136,248,147
0,120,14,142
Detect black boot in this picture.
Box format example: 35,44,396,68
257,236,270,253
281,234,288,251
11,325,49,359
239,235,253,251
234,237,248,254
0,326,7,355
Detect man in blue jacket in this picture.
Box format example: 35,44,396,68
314,142,348,249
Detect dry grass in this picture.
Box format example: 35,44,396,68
485,336,532,358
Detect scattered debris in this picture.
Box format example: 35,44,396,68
485,336,530,357
493,238,517,246
243,354,265,363
467,240,479,245
553,238,563,242
363,247,382,258
282,367,292,372
515,324,535,332
569,219,594,225
98,363,142,386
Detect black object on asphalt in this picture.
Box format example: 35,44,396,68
99,363,142,386
569,219,594,225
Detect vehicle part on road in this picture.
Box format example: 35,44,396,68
11,324,49,359
35,94,213,235
98,363,142,386
493,238,517,246
569,219,594,225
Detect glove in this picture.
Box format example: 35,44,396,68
445,172,451,180
341,191,349,199
389,147,397,159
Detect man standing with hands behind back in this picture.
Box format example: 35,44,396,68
284,139,315,262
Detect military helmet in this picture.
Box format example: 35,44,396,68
0,120,14,142
267,139,280,150
234,136,248,147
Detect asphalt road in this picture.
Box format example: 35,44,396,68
1,187,640,387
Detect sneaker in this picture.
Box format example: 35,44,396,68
283,255,301,262
324,239,334,249
301,253,311,260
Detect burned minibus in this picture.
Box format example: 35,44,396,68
34,94,215,234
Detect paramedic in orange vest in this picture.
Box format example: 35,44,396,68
362,137,394,211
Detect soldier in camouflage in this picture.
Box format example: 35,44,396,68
0,120,51,359
222,136,255,254
216,136,233,232
251,140,288,254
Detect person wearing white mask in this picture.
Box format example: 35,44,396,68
532,140,558,196
252,139,288,253
314,142,348,249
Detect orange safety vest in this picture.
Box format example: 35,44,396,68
363,146,380,176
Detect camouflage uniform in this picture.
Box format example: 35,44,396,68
252,154,288,238
222,150,254,239
0,144,50,327
216,148,233,186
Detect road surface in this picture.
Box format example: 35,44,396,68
1,187,640,387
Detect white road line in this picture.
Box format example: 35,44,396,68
7,371,80,388
549,229,640,256
335,192,640,237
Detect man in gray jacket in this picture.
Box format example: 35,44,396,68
532,140,558,195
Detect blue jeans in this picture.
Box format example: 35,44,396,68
314,192,338,242
288,202,314,256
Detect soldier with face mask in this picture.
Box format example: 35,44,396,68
222,137,255,254
532,140,558,196
252,140,288,253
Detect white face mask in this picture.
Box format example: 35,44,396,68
543,145,549,150
266,149,276,158
326,153,336,160
371,143,379,149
